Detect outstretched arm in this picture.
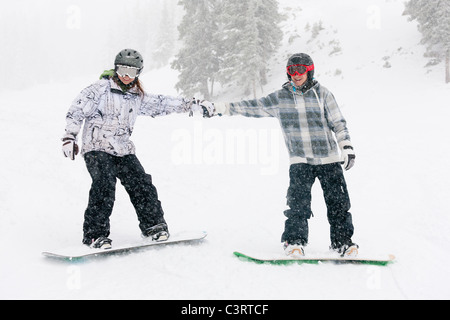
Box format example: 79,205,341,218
139,93,193,117
214,93,279,118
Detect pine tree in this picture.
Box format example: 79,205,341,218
172,0,283,99
404,0,450,83
171,0,221,100
219,0,262,98
255,0,284,88
152,2,176,68
219,0,283,98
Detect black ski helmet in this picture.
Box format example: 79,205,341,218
114,49,144,69
286,53,315,81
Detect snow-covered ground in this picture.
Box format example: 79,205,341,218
1,0,449,300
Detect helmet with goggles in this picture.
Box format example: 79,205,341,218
114,49,144,79
286,53,314,81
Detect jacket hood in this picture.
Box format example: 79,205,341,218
99,69,115,80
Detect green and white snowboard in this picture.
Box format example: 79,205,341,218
233,251,395,266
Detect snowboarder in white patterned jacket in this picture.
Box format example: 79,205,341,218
62,49,214,249
215,53,358,258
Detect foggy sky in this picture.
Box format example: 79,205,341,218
0,0,180,90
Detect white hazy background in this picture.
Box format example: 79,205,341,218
1,0,449,300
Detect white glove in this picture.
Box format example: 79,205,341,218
190,99,215,118
62,133,79,160
341,145,355,171
199,100,215,118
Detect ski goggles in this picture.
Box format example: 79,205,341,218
286,64,314,77
116,65,141,78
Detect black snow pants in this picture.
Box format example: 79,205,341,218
281,162,354,248
82,151,166,244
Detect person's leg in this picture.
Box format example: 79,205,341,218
281,163,316,245
116,154,167,235
317,163,354,249
83,151,117,245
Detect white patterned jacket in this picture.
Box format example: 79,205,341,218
64,78,191,157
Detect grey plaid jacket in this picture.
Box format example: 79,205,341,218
225,81,352,165
64,79,191,157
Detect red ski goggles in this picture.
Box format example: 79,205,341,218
286,64,314,77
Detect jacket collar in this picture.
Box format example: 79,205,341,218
283,80,319,95
109,78,139,95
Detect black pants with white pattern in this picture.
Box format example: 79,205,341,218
82,151,166,244
281,162,354,248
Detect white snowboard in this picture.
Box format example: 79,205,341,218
42,231,207,261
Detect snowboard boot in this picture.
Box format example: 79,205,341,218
283,240,305,258
330,242,359,257
142,223,170,242
87,236,112,250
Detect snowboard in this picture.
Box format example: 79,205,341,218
233,251,395,266
42,231,207,262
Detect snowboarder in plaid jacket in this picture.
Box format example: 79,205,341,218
215,53,358,257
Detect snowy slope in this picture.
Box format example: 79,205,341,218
1,0,450,300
